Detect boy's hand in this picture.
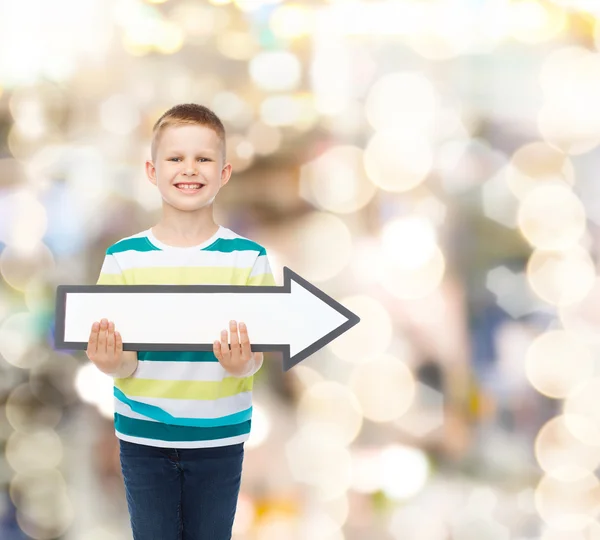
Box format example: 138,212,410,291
214,320,263,377
86,318,123,375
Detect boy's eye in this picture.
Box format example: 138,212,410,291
169,157,209,162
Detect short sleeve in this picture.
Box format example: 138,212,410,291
96,251,126,285
246,249,276,286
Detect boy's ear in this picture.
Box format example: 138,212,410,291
145,160,157,186
220,162,233,187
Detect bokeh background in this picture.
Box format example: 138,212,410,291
2,0,600,538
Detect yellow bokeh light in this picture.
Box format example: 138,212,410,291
526,246,595,307
506,141,575,200
5,383,62,433
559,277,600,346
535,472,600,531
155,21,184,54
296,381,362,445
365,72,437,133
5,429,63,473
538,47,600,154
517,184,586,250
328,295,395,364
535,415,600,481
509,0,566,44
348,354,416,423
364,130,433,192
285,423,353,501
283,211,353,283
299,145,376,214
563,378,600,447
526,331,594,399
380,245,446,300
269,4,315,39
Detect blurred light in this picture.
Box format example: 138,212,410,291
538,47,600,155
506,141,575,200
365,72,437,134
155,21,184,54
74,363,115,419
535,415,600,482
379,444,430,500
378,216,445,300
526,331,594,400
260,94,318,129
284,211,352,282
5,429,63,473
297,381,362,445
212,92,253,129
232,492,256,537
517,184,586,250
245,401,270,450
364,130,433,192
250,51,301,92
270,4,315,39
310,37,352,116
563,378,600,447
526,247,595,307
0,0,111,86
285,423,352,500
381,216,437,270
299,145,376,214
226,134,255,172
10,469,74,538
245,121,282,156
560,278,600,347
549,0,600,15
6,383,62,432
0,313,43,368
0,189,48,251
389,504,448,540
328,295,394,364
394,382,445,438
440,138,507,195
216,31,260,60
233,0,283,11
535,472,600,531
100,94,141,136
487,266,543,318
168,2,221,44
209,0,231,5
301,512,344,540
291,365,325,391
0,243,54,293
349,354,415,423
255,514,300,540
509,0,566,44
10,96,47,139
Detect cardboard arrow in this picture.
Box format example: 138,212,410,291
54,266,360,371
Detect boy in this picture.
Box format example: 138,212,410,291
85,103,276,540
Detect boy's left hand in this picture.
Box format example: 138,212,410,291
214,320,264,377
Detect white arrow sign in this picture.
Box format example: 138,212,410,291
54,266,360,371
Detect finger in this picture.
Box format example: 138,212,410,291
213,340,221,361
98,318,108,353
229,320,240,350
239,321,252,361
220,329,230,361
87,321,99,358
115,328,123,356
107,321,115,355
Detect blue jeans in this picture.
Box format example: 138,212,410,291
119,439,245,540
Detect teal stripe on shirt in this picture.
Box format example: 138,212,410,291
114,413,251,441
107,237,159,255
137,351,219,362
108,236,266,256
114,387,253,427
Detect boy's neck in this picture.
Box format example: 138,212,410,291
151,219,221,248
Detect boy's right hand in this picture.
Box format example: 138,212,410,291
86,318,123,375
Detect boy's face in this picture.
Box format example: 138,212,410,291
146,124,231,212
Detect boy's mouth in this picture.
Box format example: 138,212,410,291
174,182,205,193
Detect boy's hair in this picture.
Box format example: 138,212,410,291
150,103,226,163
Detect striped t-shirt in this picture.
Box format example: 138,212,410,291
95,224,276,449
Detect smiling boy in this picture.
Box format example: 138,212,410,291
85,103,276,539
